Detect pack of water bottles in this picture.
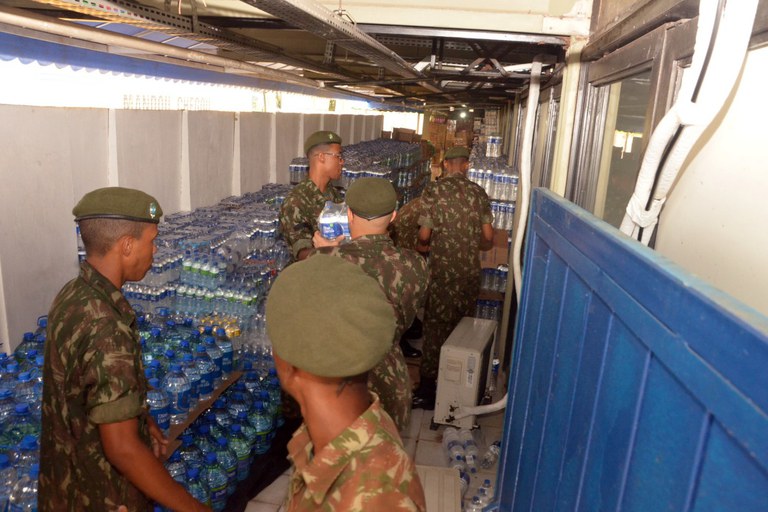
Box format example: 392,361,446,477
467,156,519,203
480,266,509,294
121,184,293,337
475,299,503,322
0,317,47,510
150,337,284,511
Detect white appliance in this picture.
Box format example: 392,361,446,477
434,317,498,428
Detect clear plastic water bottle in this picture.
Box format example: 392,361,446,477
0,389,16,427
266,376,283,428
442,427,464,460
194,344,215,401
465,494,483,512
480,440,502,469
202,452,228,512
250,401,273,455
233,411,257,453
14,373,40,421
195,424,217,456
162,363,191,425
225,392,249,422
8,462,38,512
214,328,234,378
228,424,251,482
459,428,479,473
178,434,205,471
458,470,470,498
7,404,38,448
0,454,18,510
146,378,170,434
13,334,34,368
164,450,188,485
0,363,19,393
478,478,495,506
185,467,209,507
214,437,237,496
203,336,223,385
10,435,39,477
242,368,261,398
181,353,201,408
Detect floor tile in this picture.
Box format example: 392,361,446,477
401,407,423,440
251,474,290,505
244,502,280,512
414,438,447,467
417,412,443,443
402,436,417,459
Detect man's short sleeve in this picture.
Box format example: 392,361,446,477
279,196,315,259
84,321,144,424
417,183,436,230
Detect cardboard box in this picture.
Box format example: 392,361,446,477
480,228,511,269
393,127,416,142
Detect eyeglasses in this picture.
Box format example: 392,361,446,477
320,152,344,161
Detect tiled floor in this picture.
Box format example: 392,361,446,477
247,335,506,511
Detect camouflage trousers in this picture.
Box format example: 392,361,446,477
420,274,480,380
368,344,412,431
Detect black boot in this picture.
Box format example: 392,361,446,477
403,317,423,340
399,337,422,358
412,378,436,410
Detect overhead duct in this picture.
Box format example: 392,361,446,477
240,0,443,93
22,0,350,80
0,4,318,87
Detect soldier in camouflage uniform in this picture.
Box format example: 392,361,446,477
388,196,427,358
279,130,345,262
267,255,425,511
389,196,422,251
413,146,494,409
312,178,428,431
39,187,210,512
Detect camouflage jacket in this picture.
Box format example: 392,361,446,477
279,178,342,260
418,173,493,283
314,234,428,340
39,262,150,512
388,197,422,252
285,393,426,512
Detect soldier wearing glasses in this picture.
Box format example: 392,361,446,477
279,130,346,262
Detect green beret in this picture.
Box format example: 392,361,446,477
266,255,395,378
345,177,397,219
73,187,163,224
305,130,342,155
444,146,470,160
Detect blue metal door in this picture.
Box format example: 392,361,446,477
496,189,768,511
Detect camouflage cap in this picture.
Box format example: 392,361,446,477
444,146,470,160
266,255,395,378
345,177,397,219
304,130,342,155
73,187,163,224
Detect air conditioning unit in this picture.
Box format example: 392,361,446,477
434,317,497,428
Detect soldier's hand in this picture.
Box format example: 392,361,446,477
146,415,169,458
312,230,344,248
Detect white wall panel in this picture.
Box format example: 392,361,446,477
275,113,302,184
303,114,323,146
339,115,354,146
0,106,107,348
187,111,235,208
239,112,273,193
657,46,768,316
115,110,183,213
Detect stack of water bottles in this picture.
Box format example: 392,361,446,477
467,151,518,233
121,184,293,344
0,316,47,510
142,314,284,511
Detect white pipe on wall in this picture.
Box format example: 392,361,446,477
620,0,760,244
